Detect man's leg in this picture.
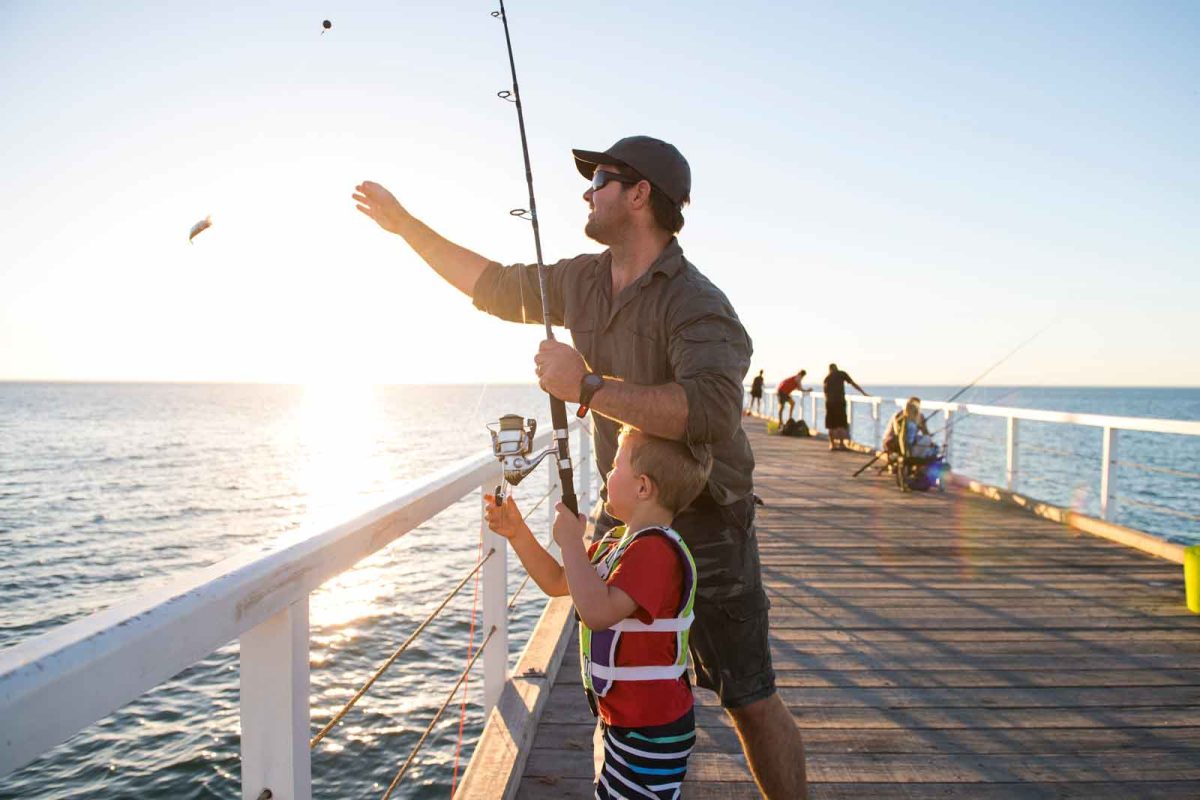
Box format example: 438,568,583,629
728,692,807,799
679,494,807,798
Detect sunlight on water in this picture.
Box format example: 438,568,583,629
293,383,395,630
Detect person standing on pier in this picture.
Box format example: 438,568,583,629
748,369,765,415
484,427,708,799
775,369,807,428
354,135,808,798
823,363,868,451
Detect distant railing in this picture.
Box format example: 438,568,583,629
752,388,1200,525
0,419,596,800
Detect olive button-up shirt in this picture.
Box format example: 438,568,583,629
472,238,755,505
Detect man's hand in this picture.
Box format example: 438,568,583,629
353,181,412,235
535,340,588,402
552,502,588,551
484,494,530,541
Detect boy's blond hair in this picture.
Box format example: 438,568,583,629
618,425,713,515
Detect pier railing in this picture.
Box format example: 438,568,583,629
0,419,596,799
754,388,1200,530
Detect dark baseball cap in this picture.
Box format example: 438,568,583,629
572,136,691,206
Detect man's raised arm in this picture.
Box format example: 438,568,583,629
353,180,490,297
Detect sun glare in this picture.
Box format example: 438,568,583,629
293,381,396,630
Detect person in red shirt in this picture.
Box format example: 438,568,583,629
486,426,712,799
776,369,808,428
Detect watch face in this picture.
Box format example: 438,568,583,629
584,374,604,390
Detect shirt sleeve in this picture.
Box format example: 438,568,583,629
669,313,752,446
472,253,595,326
606,536,684,624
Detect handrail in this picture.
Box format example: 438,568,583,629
0,417,595,799
752,386,1198,532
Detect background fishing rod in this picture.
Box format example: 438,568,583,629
490,0,579,515
852,320,1058,478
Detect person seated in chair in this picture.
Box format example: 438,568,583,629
888,397,933,459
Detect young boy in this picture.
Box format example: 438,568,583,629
485,425,713,799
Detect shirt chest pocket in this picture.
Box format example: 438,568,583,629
610,324,671,384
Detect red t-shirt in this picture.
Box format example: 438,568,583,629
777,375,798,395
587,532,693,728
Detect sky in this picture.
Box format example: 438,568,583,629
1,1,1197,387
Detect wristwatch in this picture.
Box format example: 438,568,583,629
579,372,605,407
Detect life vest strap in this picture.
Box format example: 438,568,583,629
610,613,694,633
588,662,688,682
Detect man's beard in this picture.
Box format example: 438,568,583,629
584,216,609,244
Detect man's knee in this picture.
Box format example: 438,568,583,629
727,690,787,727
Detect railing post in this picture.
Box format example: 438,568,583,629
578,423,592,514
480,482,508,716
872,400,881,448
812,394,819,432
239,600,312,800
547,452,564,557
847,400,854,442
1101,426,1119,521
943,406,954,466
1006,416,1020,491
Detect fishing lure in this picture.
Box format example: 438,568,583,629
188,215,212,243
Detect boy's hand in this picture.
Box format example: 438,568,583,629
484,495,526,540
552,502,587,550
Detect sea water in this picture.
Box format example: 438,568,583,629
2,383,1197,797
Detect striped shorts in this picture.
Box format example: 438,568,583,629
596,708,695,800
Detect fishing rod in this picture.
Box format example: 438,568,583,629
852,319,1058,478
485,1,579,515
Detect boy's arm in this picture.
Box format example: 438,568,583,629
509,527,570,598
558,535,639,630
484,495,568,597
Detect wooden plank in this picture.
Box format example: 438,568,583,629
524,749,1200,782
515,778,1200,800
533,722,1200,755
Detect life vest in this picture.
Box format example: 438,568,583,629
579,525,697,705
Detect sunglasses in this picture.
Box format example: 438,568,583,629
590,170,645,192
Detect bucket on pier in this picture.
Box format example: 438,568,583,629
766,419,780,435
1186,546,1200,615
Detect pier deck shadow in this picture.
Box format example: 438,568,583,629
513,421,1200,798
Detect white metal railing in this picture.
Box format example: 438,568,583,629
751,387,1200,525
0,419,595,800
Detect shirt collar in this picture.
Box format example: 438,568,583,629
643,237,685,283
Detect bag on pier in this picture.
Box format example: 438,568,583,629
781,419,810,437
909,457,948,491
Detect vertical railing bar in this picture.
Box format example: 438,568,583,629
1101,426,1119,521
480,482,508,716
239,600,312,800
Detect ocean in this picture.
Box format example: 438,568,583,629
2,382,1198,798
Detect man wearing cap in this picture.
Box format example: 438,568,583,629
353,136,807,798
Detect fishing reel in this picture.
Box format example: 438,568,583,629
487,413,556,505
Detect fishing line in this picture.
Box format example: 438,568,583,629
853,319,1059,477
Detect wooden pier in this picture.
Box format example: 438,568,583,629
465,421,1200,799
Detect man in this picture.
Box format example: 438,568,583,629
775,369,807,428
353,135,807,798
823,362,868,451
